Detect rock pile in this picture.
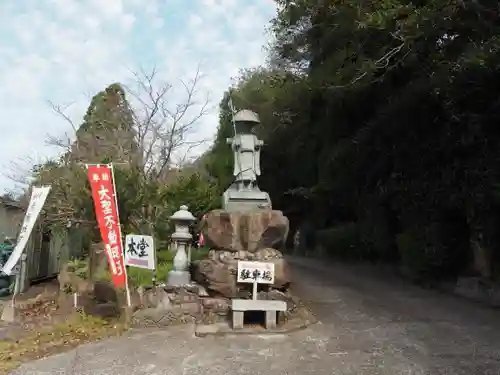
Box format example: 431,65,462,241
57,263,122,319
192,248,291,298
191,208,294,320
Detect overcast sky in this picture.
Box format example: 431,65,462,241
0,0,276,193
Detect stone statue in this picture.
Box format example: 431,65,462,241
227,110,263,189
222,110,272,212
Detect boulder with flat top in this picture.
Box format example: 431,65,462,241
202,209,289,252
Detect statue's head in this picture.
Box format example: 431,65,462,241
234,109,260,135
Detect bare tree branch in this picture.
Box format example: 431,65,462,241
45,100,78,154
124,64,211,179
1,155,43,194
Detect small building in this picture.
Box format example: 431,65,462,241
0,198,85,291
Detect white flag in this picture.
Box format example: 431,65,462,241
2,186,51,275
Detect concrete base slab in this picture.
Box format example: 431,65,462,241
231,299,287,311
195,306,317,337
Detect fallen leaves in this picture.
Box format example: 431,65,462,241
0,313,127,375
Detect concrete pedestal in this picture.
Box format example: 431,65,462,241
167,270,190,287
231,299,287,330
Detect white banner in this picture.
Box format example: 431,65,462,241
2,186,51,275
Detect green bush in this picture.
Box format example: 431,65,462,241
192,246,210,261
396,229,428,280
315,223,369,260
357,213,398,262
396,224,448,282
156,250,174,263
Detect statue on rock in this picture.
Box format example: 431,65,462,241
192,107,292,304
222,109,272,213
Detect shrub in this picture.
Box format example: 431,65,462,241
315,223,368,260
396,224,449,283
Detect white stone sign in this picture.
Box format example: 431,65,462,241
2,186,51,276
124,234,155,270
237,261,275,284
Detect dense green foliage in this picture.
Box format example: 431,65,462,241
206,0,500,281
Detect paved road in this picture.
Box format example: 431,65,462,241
12,256,500,374
290,257,500,374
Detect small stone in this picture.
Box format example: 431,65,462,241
157,295,173,310
167,293,181,304
195,323,223,337
200,297,230,315
196,285,209,297
184,284,201,295
163,285,177,293
180,301,200,315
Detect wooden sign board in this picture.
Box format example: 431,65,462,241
237,261,275,285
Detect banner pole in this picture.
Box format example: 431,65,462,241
109,163,131,308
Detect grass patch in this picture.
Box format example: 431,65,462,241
192,246,210,261
0,313,126,375
94,247,211,287
127,247,211,286
129,263,171,286
66,258,89,279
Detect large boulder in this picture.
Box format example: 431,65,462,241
191,248,292,298
202,209,289,252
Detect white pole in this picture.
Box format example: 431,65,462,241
109,163,131,308
252,280,258,300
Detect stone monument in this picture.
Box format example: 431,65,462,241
223,110,272,213
192,108,293,330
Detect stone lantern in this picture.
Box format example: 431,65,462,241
167,205,196,287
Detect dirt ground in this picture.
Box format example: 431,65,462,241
0,279,63,340
0,279,127,375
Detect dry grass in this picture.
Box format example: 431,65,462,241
0,313,127,375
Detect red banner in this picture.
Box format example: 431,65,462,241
87,164,126,288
